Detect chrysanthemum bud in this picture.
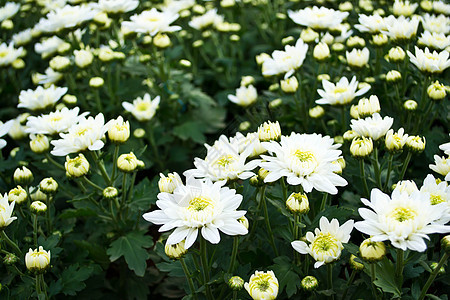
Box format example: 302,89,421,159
309,106,325,119
25,246,50,273
255,53,270,65
317,74,330,81
74,49,94,68
65,154,89,178
281,36,294,45
30,201,47,214
300,28,319,43
89,77,104,88
301,275,318,291
30,188,46,201
29,134,49,154
153,33,171,48
240,76,255,87
339,2,353,12
441,235,450,254
158,172,183,193
258,168,270,181
386,70,402,82
12,58,25,69
387,46,405,62
357,95,380,118
133,128,146,138
62,94,77,105
405,136,426,153
239,121,251,132
39,177,58,194
258,121,281,142
350,254,364,271
8,186,27,205
430,262,445,275
229,276,245,290
420,0,432,11
238,216,249,230
350,137,373,158
385,128,408,153
313,42,330,61
280,77,298,93
372,33,388,46
286,192,309,214
331,42,345,52
269,98,283,109
14,166,33,186
165,240,187,259
343,130,359,141
403,100,417,111
3,253,19,265
350,105,360,119
245,270,278,299
249,175,262,187
347,36,366,48
427,81,446,100
108,117,130,144
49,56,70,72
102,186,118,199
360,238,386,262
117,152,138,173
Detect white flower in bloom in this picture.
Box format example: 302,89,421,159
94,0,138,14
383,15,420,40
12,29,33,46
260,133,347,194
142,176,248,249
34,68,63,85
0,42,25,67
355,14,387,33
162,0,195,14
25,107,89,135
407,47,450,73
316,76,370,106
292,216,354,268
0,120,13,149
393,0,418,17
430,155,450,181
122,8,181,36
418,31,450,50
231,132,266,158
0,193,17,229
288,6,349,30
25,246,51,271
35,36,66,59
18,85,68,111
433,1,450,15
262,38,308,78
0,2,20,22
346,47,370,68
421,14,449,35
354,189,450,252
393,180,418,195
158,172,184,194
36,4,99,33
122,93,160,122
189,9,224,30
50,113,111,156
440,138,450,155
350,113,393,141
385,128,408,152
244,270,279,300
184,135,259,182
420,175,450,220
227,85,257,107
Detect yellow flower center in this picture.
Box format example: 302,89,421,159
425,53,439,61
50,115,63,122
215,155,235,167
252,274,273,291
0,50,8,58
0,204,6,212
311,233,340,254
389,207,417,222
75,127,88,136
333,87,348,94
136,102,150,111
430,194,445,205
188,197,214,212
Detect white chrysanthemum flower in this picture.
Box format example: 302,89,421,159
260,133,347,194
231,132,266,158
34,36,66,59
227,85,257,107
25,107,89,135
122,93,160,122
0,193,17,229
418,31,450,50
18,85,68,111
288,6,349,30
189,8,224,30
385,128,408,152
430,155,450,181
0,120,13,149
420,174,450,214
122,8,181,36
94,0,138,14
162,0,195,14
383,15,420,40
36,4,99,33
50,113,111,156
393,180,418,195
292,216,354,268
355,14,386,33
184,135,259,182
354,189,450,252
440,138,450,155
433,1,450,15
34,68,64,85
244,270,279,300
158,172,183,194
407,46,450,73
0,2,20,22
262,38,308,78
350,113,393,140
393,0,418,17
316,76,370,106
142,176,248,249
12,29,33,46
421,14,449,34
0,42,25,67
346,47,370,68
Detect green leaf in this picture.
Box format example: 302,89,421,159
57,264,95,296
59,208,97,219
129,177,158,211
107,231,154,277
270,256,300,297
373,258,402,298
173,121,206,144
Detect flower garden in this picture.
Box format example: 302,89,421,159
0,0,449,299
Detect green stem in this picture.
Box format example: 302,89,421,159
372,147,382,189
384,153,394,191
261,188,279,256
294,214,301,266
0,231,22,256
44,153,65,171
121,173,128,208
319,193,328,212
370,263,379,300
200,237,213,300
327,263,335,300
281,178,287,202
90,151,111,185
36,274,42,295
39,274,48,299
232,291,237,300
341,269,357,300
395,249,404,290
111,145,119,183
33,214,38,247
45,195,53,234
227,237,239,274
180,257,198,300
418,253,449,300
399,152,412,181
359,159,370,198
82,176,104,192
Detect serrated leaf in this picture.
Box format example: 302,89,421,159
373,258,402,298
107,231,154,277
173,121,206,144
270,256,300,297
57,264,95,296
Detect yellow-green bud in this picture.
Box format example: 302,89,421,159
317,74,330,81
133,128,146,138
14,166,33,186
30,134,49,154
349,254,364,271
255,53,270,65
405,136,426,153
249,175,262,187
386,70,402,82
339,2,353,11
309,106,325,119
269,98,283,109
153,33,171,48
300,28,319,43
103,186,118,199
441,235,450,254
347,36,366,48
281,36,295,45
313,42,330,61
49,56,70,72
387,46,405,62
108,117,130,144
62,94,77,105
228,276,244,290
165,240,187,259
360,238,386,262
430,262,445,275
158,172,183,193
427,81,446,100
286,192,309,214
357,95,381,118
39,177,58,194
241,76,255,87
238,216,249,230
301,275,318,291
65,154,90,178
12,58,25,69
268,83,279,91
192,40,203,48
350,137,373,158
8,186,27,205
117,152,138,173
30,201,47,214
239,121,251,132
89,77,104,88
280,77,298,93
31,188,47,202
258,121,281,142
1,19,13,30
403,100,417,111
343,130,359,141
25,246,50,273
179,59,191,68
3,253,19,265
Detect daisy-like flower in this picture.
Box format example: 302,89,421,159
262,38,308,78
260,133,347,194
94,0,139,14
0,120,13,149
421,14,449,35
34,36,66,59
316,76,370,106
12,29,33,46
0,42,25,67
383,15,420,41
430,155,450,181
346,47,370,68
355,14,387,33
354,189,450,252
227,85,257,107
18,85,68,111
184,135,259,182
142,176,248,249
393,180,418,195
288,6,349,30
0,2,20,22
189,8,224,30
350,113,393,141
25,107,89,135
393,0,418,17
122,8,181,36
407,46,450,73
122,93,160,122
162,0,195,14
440,138,450,155
292,216,354,268
0,193,17,229
433,1,450,15
231,132,266,158
418,31,450,50
420,174,450,216
244,270,279,300
36,4,99,33
50,113,111,156
33,68,63,85
385,128,408,152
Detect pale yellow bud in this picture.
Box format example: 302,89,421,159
258,121,281,142
8,186,27,205
74,49,94,68
269,98,283,109
14,166,33,186
343,130,359,141
339,2,353,11
238,216,249,230
350,137,373,158
286,192,309,214
385,128,408,152
427,81,446,100
349,254,364,271
300,28,319,43
39,177,58,194
133,128,146,138
89,77,104,88
25,246,50,273
347,36,366,48
403,99,417,111
281,36,295,45
387,46,405,62
255,53,270,65
406,135,426,152
29,134,49,154
309,106,325,119
357,95,380,118
317,74,330,81
372,33,388,46
103,186,118,199
117,152,138,173
241,76,255,87
49,56,70,72
30,201,47,214
153,33,171,48
1,19,13,30
165,240,187,259
350,105,360,119
179,59,191,67
108,117,130,144
313,42,330,61
280,76,298,93
360,238,386,262
228,276,244,290
65,154,90,178
12,58,25,69
158,172,183,193
331,43,345,52
386,70,402,82
239,121,251,131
